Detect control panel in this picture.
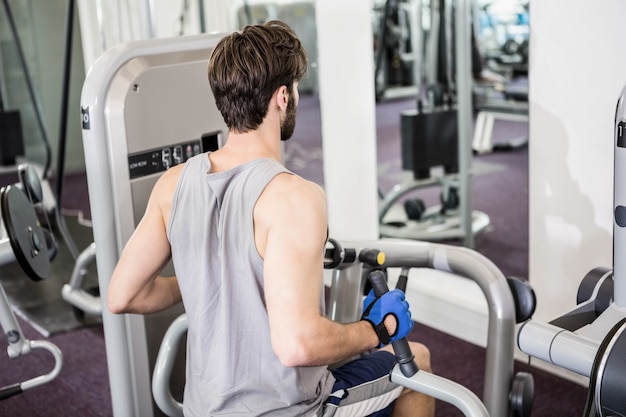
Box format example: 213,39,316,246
127,131,220,179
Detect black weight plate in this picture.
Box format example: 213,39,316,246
1,185,49,281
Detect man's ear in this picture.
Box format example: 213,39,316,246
275,85,289,111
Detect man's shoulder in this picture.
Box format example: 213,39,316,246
256,172,327,240
255,174,326,224
160,163,185,188
268,172,324,199
153,163,186,205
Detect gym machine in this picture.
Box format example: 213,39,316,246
0,165,62,400
80,26,531,417
378,0,490,247
80,34,226,416
0,0,79,259
516,82,626,416
153,237,535,417
372,0,423,100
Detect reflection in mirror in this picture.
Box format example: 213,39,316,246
369,0,530,276
473,0,529,119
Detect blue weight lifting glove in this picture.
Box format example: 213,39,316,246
361,289,413,348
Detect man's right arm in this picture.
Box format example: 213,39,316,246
255,174,410,367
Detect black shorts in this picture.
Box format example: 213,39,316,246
319,351,402,417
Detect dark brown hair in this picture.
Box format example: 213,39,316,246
208,20,308,133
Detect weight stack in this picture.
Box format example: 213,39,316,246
400,108,459,179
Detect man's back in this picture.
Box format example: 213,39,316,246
167,154,333,416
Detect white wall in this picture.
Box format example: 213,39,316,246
316,0,380,240
529,2,626,321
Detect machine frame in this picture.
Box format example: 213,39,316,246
80,33,226,416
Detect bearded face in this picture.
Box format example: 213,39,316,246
280,90,297,141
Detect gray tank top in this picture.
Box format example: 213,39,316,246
167,154,334,416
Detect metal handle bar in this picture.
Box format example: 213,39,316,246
61,242,102,316
324,238,385,269
368,269,418,377
390,366,489,417
152,314,186,417
0,340,63,400
368,269,489,416
327,238,515,417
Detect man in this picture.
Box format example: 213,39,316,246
108,20,434,417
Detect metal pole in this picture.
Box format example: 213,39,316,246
614,83,626,307
54,0,80,260
410,0,423,93
425,0,440,89
56,0,75,202
454,0,474,247
197,0,206,33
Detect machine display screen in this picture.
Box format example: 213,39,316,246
128,131,221,179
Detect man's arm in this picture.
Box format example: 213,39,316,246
256,174,381,367
107,166,183,315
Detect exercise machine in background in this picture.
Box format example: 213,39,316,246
379,0,490,246
516,82,626,417
372,0,422,101
0,165,62,400
0,0,80,260
378,0,531,243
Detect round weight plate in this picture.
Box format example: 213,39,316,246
1,185,50,281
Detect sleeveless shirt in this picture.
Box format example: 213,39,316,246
167,154,334,416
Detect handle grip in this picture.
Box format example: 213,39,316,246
0,383,22,401
396,267,410,292
368,270,419,377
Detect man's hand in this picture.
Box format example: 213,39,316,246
361,289,413,348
